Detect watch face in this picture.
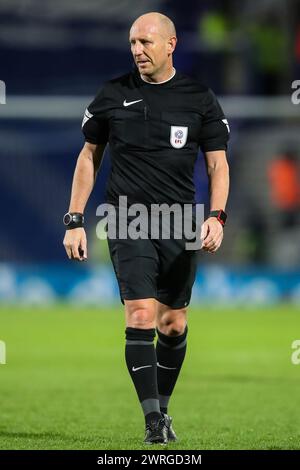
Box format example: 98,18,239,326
63,213,72,226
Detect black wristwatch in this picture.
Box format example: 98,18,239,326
209,209,227,227
63,212,84,230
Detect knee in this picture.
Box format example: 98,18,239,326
126,303,156,329
158,309,187,336
131,308,154,328
166,321,187,336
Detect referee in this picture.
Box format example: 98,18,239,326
63,12,230,444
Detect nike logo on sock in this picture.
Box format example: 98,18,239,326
157,362,177,370
123,99,143,107
132,365,152,372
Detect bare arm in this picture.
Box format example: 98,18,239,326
69,142,106,212
201,150,230,253
63,142,106,261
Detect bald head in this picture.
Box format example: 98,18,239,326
129,12,177,83
130,12,176,40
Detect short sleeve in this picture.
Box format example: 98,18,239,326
199,88,230,152
81,86,109,144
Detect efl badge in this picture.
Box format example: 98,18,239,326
170,126,188,149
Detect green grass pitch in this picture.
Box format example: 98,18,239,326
0,303,300,450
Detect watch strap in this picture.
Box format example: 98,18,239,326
209,209,227,227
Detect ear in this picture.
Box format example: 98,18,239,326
167,36,177,54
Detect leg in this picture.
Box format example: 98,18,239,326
124,299,161,421
156,302,187,336
156,302,188,416
154,237,196,418
125,298,168,443
108,232,168,442
125,298,157,329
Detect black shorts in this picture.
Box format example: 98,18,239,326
107,230,198,309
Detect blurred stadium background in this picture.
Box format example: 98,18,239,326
0,0,300,306
0,0,300,450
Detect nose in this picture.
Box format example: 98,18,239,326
132,41,144,56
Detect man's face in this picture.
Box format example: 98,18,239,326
129,22,170,78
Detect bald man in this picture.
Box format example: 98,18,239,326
63,12,230,444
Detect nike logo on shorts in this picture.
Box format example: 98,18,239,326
123,99,143,107
132,365,152,372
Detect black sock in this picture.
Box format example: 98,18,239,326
125,327,161,425
156,326,188,415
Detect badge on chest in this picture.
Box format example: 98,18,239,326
170,126,188,149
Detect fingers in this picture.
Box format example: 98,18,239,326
64,245,73,260
71,241,81,260
200,222,209,244
202,231,222,250
63,228,87,261
202,232,223,253
80,234,88,260
201,219,224,253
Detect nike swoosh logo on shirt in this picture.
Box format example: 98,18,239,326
157,362,177,370
132,365,152,372
123,99,143,107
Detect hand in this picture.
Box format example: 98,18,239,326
63,227,87,261
200,217,224,254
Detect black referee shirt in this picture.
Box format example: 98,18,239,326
82,69,229,206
